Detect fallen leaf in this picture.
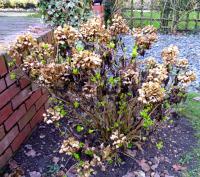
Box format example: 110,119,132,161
134,170,146,177
39,134,46,139
29,171,41,177
126,150,137,158
52,157,60,164
8,160,18,170
138,159,151,172
172,164,187,171
25,149,36,157
122,171,135,177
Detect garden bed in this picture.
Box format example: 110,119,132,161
1,115,197,177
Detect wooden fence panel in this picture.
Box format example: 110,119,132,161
122,0,200,33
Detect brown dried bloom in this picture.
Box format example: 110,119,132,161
43,108,62,124
176,58,189,69
119,66,139,85
109,14,130,36
147,64,168,83
9,34,37,59
145,57,157,68
161,45,179,65
76,161,94,177
178,71,196,86
82,83,97,98
110,130,127,149
135,26,158,51
138,81,165,104
36,42,55,61
40,63,67,86
142,25,157,35
72,50,102,69
54,24,80,46
59,137,80,155
80,17,111,43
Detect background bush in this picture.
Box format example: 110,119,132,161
38,0,92,27
0,0,38,8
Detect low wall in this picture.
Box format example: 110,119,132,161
0,30,53,168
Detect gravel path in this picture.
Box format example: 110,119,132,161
121,34,200,91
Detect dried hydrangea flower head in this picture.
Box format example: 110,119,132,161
176,58,189,69
110,130,127,149
80,17,111,44
82,83,97,98
178,71,196,87
147,64,168,83
59,137,81,155
135,25,158,51
109,14,130,36
37,42,55,61
40,63,67,87
161,45,179,65
72,50,102,69
142,25,157,35
145,57,157,68
54,24,80,46
119,65,139,85
43,108,62,124
138,81,165,104
76,161,94,177
9,34,37,59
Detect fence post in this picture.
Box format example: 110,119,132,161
130,0,134,28
140,0,144,27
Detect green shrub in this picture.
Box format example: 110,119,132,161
38,0,92,27
1,0,38,8
8,15,196,177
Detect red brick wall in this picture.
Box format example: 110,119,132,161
0,30,53,168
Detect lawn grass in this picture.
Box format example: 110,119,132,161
176,92,200,177
123,10,200,31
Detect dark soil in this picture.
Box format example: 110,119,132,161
1,115,197,177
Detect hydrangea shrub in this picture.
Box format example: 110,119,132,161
8,14,196,177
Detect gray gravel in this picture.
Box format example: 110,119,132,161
121,34,200,91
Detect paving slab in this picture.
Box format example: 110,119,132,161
0,13,50,53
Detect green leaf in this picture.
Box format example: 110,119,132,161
10,72,16,80
72,68,79,75
132,45,138,59
73,153,81,160
88,129,94,134
74,101,80,108
76,125,84,132
84,150,93,157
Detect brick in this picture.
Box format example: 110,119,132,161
5,74,16,87
42,88,49,95
0,56,7,77
0,84,20,109
25,89,42,110
0,148,12,168
18,106,36,130
4,104,26,131
0,126,19,155
35,93,49,110
19,77,31,89
12,87,31,110
5,69,22,87
11,124,31,152
0,78,6,93
0,104,13,124
30,106,45,128
0,125,5,140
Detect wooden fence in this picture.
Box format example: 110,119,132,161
122,0,200,33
